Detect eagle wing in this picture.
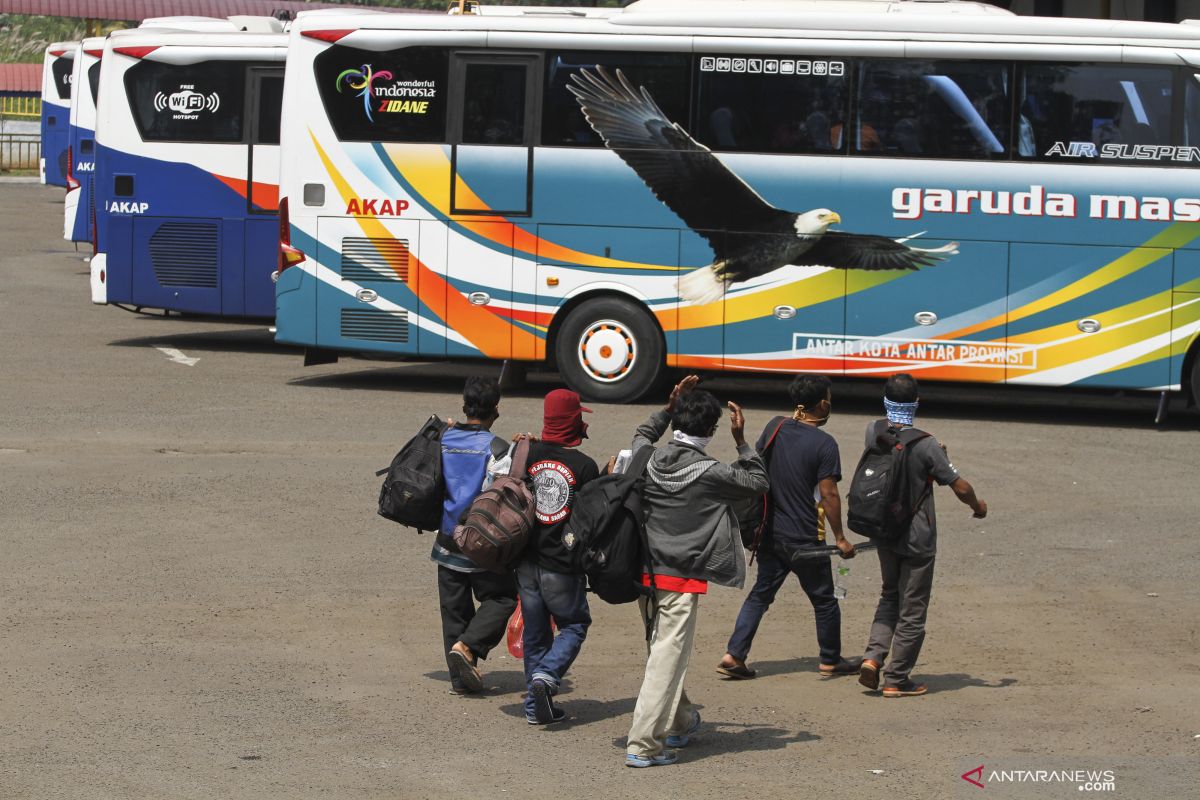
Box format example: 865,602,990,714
568,67,793,254
795,231,958,271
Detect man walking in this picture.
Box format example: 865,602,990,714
858,373,987,697
625,375,769,767
432,376,517,695
717,374,859,680
518,389,600,725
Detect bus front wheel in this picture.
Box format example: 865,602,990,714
554,297,665,403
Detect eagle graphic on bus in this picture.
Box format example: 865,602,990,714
568,67,958,304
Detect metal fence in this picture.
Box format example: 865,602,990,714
0,96,41,119
0,133,41,171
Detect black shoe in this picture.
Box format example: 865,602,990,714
526,706,567,725
819,657,864,677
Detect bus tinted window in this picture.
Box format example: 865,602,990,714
88,61,101,105
463,62,526,145
51,55,73,100
255,74,283,145
694,55,848,154
124,60,250,142
855,60,1009,159
542,51,688,147
1018,64,1173,162
315,46,448,143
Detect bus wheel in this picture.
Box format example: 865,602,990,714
1191,351,1200,407
555,296,664,403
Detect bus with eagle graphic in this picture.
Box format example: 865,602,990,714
273,0,1200,405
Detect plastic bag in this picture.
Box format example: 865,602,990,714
505,598,557,660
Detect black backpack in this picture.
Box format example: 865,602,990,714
847,420,932,541
375,414,448,532
562,446,656,605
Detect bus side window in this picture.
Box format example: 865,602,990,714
255,75,283,145
52,56,73,101
462,63,527,145
693,56,848,155
541,51,688,147
854,59,1009,160
314,46,449,144
1018,63,1173,163
1183,74,1200,154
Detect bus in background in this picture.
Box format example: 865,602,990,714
274,0,1200,405
91,23,287,316
64,38,103,244
40,42,77,187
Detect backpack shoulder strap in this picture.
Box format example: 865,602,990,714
508,435,532,476
761,417,787,461
895,427,932,448
627,444,655,478
488,436,510,461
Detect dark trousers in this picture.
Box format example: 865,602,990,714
864,548,936,684
437,565,517,662
726,540,842,665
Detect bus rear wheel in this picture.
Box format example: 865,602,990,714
1191,350,1200,407
554,296,665,403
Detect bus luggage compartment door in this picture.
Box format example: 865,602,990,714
316,217,426,356
130,217,224,314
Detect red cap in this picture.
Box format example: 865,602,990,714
542,389,591,446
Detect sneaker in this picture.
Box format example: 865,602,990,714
882,679,928,698
665,711,701,748
530,676,560,724
526,706,567,725
858,659,881,691
625,751,679,768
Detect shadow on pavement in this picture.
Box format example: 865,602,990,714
922,673,1019,694
499,695,639,729
108,327,298,356
715,656,824,678
288,361,1198,430
611,720,821,762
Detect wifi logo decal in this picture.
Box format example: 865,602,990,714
153,89,221,115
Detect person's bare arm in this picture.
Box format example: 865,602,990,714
950,477,987,518
817,478,855,558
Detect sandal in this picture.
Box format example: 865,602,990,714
715,662,757,680
448,648,482,693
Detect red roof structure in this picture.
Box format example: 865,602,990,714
0,63,41,94
0,1,425,20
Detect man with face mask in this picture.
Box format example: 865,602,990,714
517,389,600,725
717,374,860,681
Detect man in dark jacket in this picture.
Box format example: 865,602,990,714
433,377,517,695
518,389,600,724
717,374,860,680
858,373,987,698
624,376,769,767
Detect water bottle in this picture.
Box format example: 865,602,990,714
833,561,850,600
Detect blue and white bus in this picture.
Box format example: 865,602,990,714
40,42,77,187
91,23,287,316
274,0,1200,404
63,38,103,244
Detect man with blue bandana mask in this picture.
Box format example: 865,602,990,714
858,373,987,698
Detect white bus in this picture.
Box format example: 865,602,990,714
40,41,77,187
274,0,1200,405
91,20,287,316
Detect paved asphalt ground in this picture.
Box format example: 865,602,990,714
1,184,1197,799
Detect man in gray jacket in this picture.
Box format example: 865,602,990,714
624,375,770,768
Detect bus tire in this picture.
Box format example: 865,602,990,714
554,296,665,403
1191,349,1200,407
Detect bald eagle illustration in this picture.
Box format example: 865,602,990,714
567,67,958,305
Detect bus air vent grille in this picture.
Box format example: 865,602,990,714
149,222,219,288
340,237,409,282
340,308,409,343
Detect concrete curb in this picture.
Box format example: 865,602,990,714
0,176,45,184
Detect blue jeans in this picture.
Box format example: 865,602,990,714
726,539,842,665
517,560,591,717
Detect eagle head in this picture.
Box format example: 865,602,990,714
794,208,841,237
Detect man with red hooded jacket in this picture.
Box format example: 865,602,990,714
518,389,600,725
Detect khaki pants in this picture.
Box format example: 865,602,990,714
627,590,700,756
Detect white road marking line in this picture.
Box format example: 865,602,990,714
153,346,199,367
